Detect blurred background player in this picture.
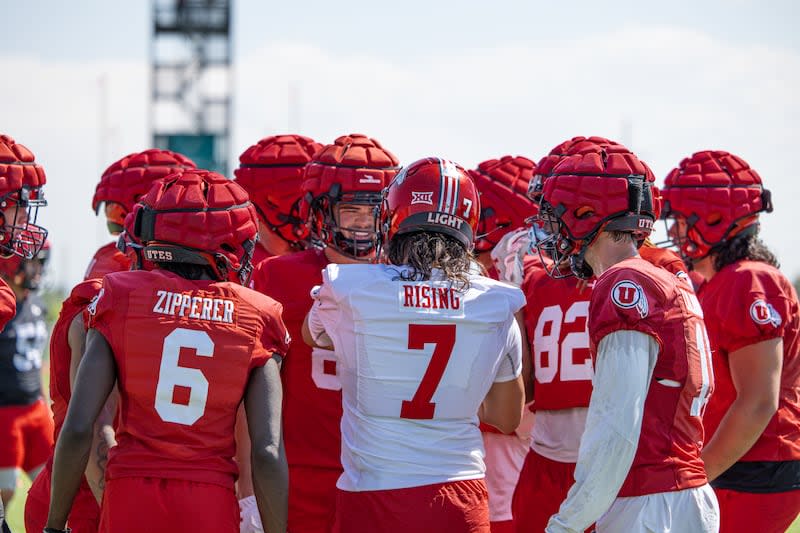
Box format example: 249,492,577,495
535,143,718,532
468,155,536,533
47,169,290,533
233,133,322,530
85,148,196,279
234,134,323,263
0,134,49,528
303,156,525,533
250,133,399,533
661,150,800,533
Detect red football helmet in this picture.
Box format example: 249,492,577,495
537,142,656,279
93,149,196,234
130,169,259,285
116,210,154,272
0,134,48,259
234,134,322,249
660,150,772,261
378,157,480,253
528,136,624,202
300,133,400,259
468,155,536,253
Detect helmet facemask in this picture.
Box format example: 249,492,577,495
310,186,383,260
0,188,48,260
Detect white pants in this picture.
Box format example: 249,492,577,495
598,484,719,533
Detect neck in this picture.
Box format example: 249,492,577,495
323,246,374,265
584,232,639,277
691,255,717,280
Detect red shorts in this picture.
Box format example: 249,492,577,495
333,479,490,533
99,477,239,533
715,487,800,533
289,465,340,533
0,399,54,473
25,462,100,533
512,449,591,533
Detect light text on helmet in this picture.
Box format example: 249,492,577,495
427,212,463,230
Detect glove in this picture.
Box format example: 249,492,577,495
490,227,533,286
239,495,264,533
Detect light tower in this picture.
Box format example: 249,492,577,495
150,0,232,174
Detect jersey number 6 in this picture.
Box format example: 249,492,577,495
154,328,213,425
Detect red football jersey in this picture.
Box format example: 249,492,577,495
0,277,15,330
251,242,272,270
50,279,103,440
89,269,289,489
638,246,688,276
590,257,711,496
84,241,132,280
700,260,800,462
523,266,593,411
251,249,341,471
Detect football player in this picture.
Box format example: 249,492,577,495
661,150,800,533
535,143,718,532
85,149,195,279
233,133,322,531
250,133,399,533
0,134,49,526
303,157,525,532
46,169,290,533
468,155,536,533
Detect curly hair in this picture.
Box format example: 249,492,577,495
712,227,779,271
385,232,473,289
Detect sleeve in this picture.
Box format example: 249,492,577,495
589,269,663,345
253,298,291,369
545,330,658,533
714,268,793,353
86,277,116,347
307,267,342,348
0,277,16,331
494,318,523,382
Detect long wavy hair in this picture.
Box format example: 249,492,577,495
712,226,779,271
385,231,473,289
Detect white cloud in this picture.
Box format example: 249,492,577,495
2,24,799,290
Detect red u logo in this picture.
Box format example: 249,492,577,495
617,286,636,305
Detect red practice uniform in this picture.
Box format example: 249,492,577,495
251,248,340,533
638,245,687,276
88,269,289,533
513,256,593,533
590,257,711,496
699,260,800,532
84,241,131,280
25,279,103,533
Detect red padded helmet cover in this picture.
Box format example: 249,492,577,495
469,155,535,253
300,134,399,251
0,134,47,196
381,157,480,250
234,134,322,243
661,150,769,259
92,149,196,214
135,169,258,279
541,147,656,242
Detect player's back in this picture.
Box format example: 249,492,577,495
89,269,287,489
315,263,525,491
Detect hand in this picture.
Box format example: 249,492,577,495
490,228,532,286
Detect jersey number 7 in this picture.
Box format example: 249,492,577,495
400,323,456,420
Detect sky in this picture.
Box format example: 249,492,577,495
2,0,799,290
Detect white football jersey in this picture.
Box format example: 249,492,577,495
308,263,525,491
